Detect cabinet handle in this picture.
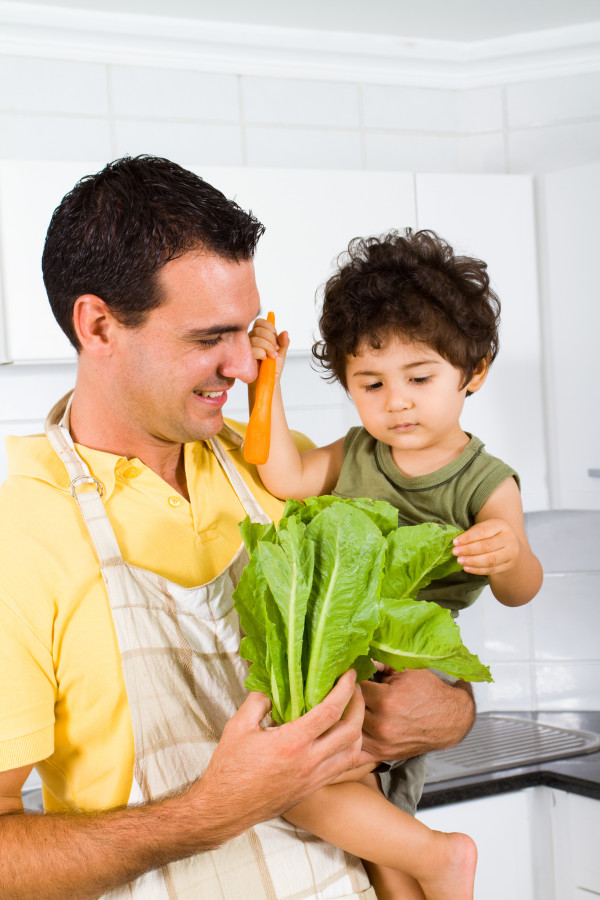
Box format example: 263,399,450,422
589,469,600,478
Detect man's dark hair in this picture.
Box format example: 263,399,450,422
313,228,500,391
42,155,265,349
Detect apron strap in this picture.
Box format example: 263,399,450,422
209,431,270,525
45,394,124,566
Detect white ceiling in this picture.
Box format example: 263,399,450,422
11,0,600,41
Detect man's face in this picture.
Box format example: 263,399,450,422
108,250,260,447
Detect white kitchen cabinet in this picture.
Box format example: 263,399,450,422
549,790,600,897
418,786,600,899
417,789,541,899
0,160,94,362
416,173,548,511
537,160,600,510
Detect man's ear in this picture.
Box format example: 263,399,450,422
72,295,116,353
465,357,489,395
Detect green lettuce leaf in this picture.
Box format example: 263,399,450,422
233,495,493,723
370,598,492,681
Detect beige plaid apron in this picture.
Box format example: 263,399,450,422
45,395,375,900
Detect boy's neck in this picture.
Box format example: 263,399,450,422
390,431,471,478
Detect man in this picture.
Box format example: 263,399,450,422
0,156,475,899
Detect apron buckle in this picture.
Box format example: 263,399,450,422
70,475,104,498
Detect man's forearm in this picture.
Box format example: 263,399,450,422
0,789,224,900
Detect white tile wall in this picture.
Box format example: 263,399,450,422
0,112,112,160
245,125,363,169
242,77,360,128
0,56,109,115
457,511,600,712
113,119,244,167
110,67,240,121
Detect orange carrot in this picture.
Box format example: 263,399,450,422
244,311,277,465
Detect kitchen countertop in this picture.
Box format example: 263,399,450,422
419,710,600,809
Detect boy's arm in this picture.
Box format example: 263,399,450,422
249,318,344,499
452,477,543,607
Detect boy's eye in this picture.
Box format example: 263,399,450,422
364,382,383,392
410,376,431,385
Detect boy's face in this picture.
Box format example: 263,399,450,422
345,337,487,470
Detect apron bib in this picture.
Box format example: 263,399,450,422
45,395,375,900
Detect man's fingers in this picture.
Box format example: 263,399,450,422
299,670,360,740
231,691,273,730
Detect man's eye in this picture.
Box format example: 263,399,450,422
198,336,223,347
364,382,382,392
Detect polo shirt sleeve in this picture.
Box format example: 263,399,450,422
0,590,55,772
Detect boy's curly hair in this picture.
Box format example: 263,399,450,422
312,228,500,391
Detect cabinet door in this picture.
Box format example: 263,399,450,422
0,160,94,362
550,789,600,896
537,161,600,510
416,173,548,512
418,791,538,900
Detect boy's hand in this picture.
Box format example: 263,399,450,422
249,317,290,381
452,518,520,576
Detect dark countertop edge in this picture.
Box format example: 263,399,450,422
419,767,600,809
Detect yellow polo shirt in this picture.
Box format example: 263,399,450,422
0,419,311,813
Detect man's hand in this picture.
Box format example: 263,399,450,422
192,669,365,842
359,668,475,763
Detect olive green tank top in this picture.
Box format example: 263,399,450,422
332,428,520,614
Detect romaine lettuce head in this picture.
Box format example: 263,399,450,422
233,496,492,723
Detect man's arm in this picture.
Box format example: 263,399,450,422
359,668,475,762
0,672,364,900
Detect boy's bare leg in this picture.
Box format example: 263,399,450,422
283,772,477,900
362,861,425,900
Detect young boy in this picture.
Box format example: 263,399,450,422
247,228,542,899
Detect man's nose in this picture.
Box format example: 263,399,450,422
219,335,259,385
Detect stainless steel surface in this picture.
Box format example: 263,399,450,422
425,714,600,784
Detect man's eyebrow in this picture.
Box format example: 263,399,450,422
181,324,245,339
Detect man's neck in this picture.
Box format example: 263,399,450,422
68,385,190,500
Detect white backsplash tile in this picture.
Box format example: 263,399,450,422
459,133,507,173
245,125,362,169
508,120,600,173
535,662,600,710
114,119,244,167
0,113,112,160
110,66,240,122
525,510,600,573
362,84,459,133
0,56,109,116
457,87,504,135
242,76,360,128
458,588,533,663
507,72,600,130
365,131,461,172
531,573,600,662
472,662,535,712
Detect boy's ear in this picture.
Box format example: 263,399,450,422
465,357,489,394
